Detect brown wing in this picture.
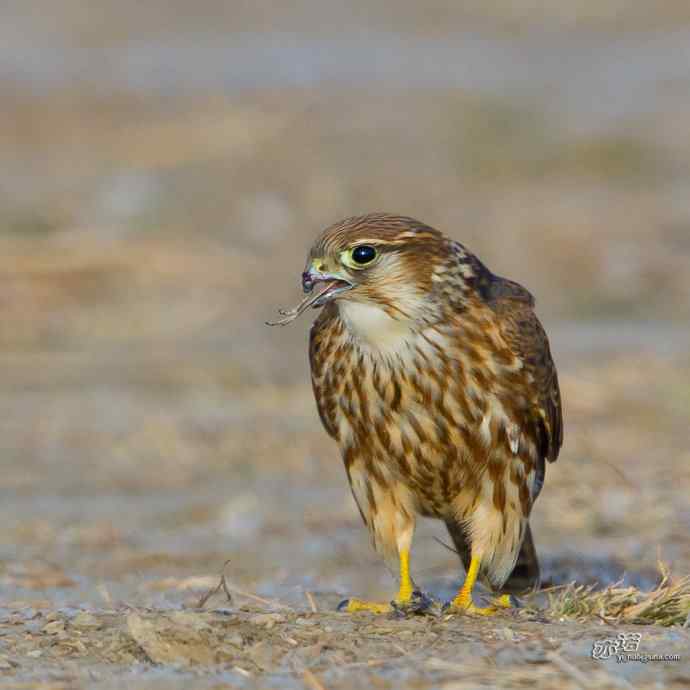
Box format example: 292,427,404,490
488,276,563,497
308,303,339,439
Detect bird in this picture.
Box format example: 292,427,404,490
268,212,563,614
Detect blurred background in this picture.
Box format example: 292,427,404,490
2,1,690,614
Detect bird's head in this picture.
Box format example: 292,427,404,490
301,213,450,321
267,213,481,329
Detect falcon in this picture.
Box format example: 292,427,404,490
268,213,563,614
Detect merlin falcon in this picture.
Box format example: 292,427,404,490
268,213,563,614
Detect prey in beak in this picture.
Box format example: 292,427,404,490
266,267,353,326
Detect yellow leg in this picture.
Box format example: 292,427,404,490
449,555,500,616
397,547,414,602
341,548,415,613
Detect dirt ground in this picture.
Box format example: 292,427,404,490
1,338,688,689
2,2,690,688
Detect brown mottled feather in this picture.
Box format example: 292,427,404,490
488,278,563,498
305,213,563,591
309,304,339,439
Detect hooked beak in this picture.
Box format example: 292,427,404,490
265,262,354,327
302,266,354,307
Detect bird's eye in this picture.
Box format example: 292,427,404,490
351,245,377,265
340,244,379,270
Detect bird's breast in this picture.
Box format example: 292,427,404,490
311,305,536,516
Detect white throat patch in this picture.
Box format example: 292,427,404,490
338,300,413,354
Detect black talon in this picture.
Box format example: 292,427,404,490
390,602,409,619
410,589,433,612
337,598,351,612
391,590,435,617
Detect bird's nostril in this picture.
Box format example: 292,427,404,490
302,271,314,293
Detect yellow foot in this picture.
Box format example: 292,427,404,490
448,601,498,616
446,555,516,616
338,549,432,615
446,593,501,616
337,598,392,614
338,590,433,615
491,593,517,609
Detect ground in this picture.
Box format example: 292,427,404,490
1,605,688,689
1,2,690,688
2,337,688,688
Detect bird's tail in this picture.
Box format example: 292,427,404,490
444,519,540,594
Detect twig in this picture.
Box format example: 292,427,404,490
97,583,113,606
225,585,293,610
198,559,234,608
221,566,234,603
303,668,328,690
433,536,459,555
197,578,223,608
599,457,638,489
592,612,616,626
305,590,319,613
198,559,293,610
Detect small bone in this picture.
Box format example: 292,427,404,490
265,282,332,326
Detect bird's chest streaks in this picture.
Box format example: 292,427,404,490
318,323,444,440
314,324,453,487
311,312,536,518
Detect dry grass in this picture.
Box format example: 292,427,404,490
536,564,690,627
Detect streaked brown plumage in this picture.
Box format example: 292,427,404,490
293,213,562,612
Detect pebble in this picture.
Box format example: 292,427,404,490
248,613,285,629
42,620,66,635
522,643,548,664
294,617,317,627
495,626,519,642
226,632,244,647
493,642,548,667
72,612,101,630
